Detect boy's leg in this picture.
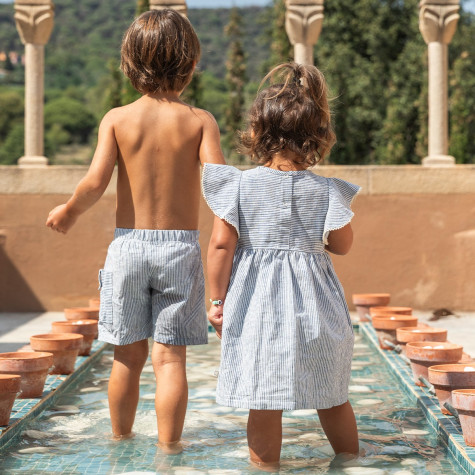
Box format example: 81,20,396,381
152,342,188,445
108,339,149,437
247,409,283,465
317,400,359,455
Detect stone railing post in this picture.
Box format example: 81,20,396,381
285,0,324,66
419,0,459,166
150,0,187,16
14,0,54,167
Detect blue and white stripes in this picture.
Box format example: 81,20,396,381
203,164,360,410
98,228,207,347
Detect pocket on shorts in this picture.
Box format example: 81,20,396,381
98,269,114,326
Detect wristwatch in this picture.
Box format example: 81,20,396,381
209,298,224,306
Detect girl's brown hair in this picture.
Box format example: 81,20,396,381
240,63,336,166
121,9,201,95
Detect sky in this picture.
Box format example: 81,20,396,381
0,0,473,10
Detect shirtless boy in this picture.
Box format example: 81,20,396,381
46,9,225,450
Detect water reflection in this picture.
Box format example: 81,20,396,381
0,330,462,474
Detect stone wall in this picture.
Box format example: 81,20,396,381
1,165,474,312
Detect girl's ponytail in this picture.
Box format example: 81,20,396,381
240,62,336,166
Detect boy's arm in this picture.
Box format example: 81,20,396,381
325,223,353,255
207,217,238,338
46,111,118,234
198,110,226,166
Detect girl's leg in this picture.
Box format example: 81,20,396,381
108,339,149,437
247,409,283,465
152,342,188,448
317,401,359,455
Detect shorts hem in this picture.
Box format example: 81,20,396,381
153,335,208,346
98,331,151,346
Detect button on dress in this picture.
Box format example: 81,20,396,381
202,164,361,410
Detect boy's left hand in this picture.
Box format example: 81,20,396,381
208,305,223,339
46,204,77,234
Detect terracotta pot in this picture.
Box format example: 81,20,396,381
370,306,412,318
396,327,447,354
352,293,390,322
51,320,98,356
452,389,475,447
89,298,100,308
64,307,99,321
428,364,475,415
372,315,418,350
0,374,21,426
406,342,463,389
30,334,84,375
0,352,53,398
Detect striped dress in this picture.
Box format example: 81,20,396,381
202,164,361,410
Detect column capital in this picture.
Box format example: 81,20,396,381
150,0,187,17
14,0,54,46
285,0,324,47
419,0,460,44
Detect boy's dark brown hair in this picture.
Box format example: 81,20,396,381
240,63,336,167
121,9,201,95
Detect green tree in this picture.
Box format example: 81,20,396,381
136,0,150,16
0,90,24,140
450,51,475,163
106,59,123,110
0,124,24,165
260,0,293,75
44,97,96,143
224,8,247,163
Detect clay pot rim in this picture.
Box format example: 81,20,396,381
0,374,21,380
0,351,54,360
64,307,100,312
373,315,418,321
30,333,84,341
370,307,412,315
407,342,463,350
353,293,391,298
428,363,475,373
452,389,475,396
52,320,98,326
397,327,446,334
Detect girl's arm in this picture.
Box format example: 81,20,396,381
207,217,238,338
325,223,353,255
45,111,118,234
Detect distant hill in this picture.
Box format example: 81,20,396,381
0,1,269,89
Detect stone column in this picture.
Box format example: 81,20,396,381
14,0,54,167
285,0,324,66
150,0,187,17
419,0,460,166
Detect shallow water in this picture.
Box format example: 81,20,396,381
0,331,461,474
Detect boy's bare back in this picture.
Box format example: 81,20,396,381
46,9,225,234
111,94,223,230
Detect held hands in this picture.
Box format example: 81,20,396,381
46,204,78,234
208,304,224,339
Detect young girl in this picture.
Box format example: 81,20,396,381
202,63,360,467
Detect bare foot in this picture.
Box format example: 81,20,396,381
110,432,135,441
249,458,280,472
156,440,184,454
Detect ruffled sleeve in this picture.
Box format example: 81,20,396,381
323,177,361,245
202,163,242,237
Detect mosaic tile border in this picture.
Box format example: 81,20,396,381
0,340,109,451
360,322,475,475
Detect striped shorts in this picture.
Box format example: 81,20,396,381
98,228,207,346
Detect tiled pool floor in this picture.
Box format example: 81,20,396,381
0,329,467,474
